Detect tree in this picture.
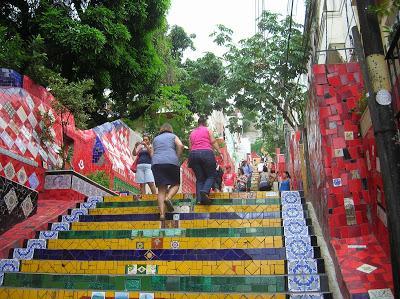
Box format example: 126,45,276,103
169,25,196,62
181,52,227,116
0,0,171,125
211,11,309,129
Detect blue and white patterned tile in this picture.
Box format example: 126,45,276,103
287,259,318,275
13,239,46,260
27,239,47,249
288,274,321,292
286,237,314,260
87,195,103,203
0,259,19,272
51,222,70,231
39,231,59,240
281,191,301,205
283,218,306,227
0,273,3,286
282,204,304,220
80,201,97,209
290,294,324,299
62,208,88,222
284,219,309,237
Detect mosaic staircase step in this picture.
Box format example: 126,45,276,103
0,288,334,299
15,247,321,261
19,259,327,276
70,218,314,231
87,204,282,215
38,226,318,239
0,272,331,293
93,197,290,208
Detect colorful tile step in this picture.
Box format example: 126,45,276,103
38,226,317,239
70,219,294,230
87,205,283,215
1,273,331,293
0,288,295,299
45,236,284,250
93,197,298,208
76,209,310,222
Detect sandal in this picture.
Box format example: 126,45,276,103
164,199,175,212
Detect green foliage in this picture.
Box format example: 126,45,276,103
369,0,400,17
181,52,226,116
86,171,111,189
0,0,171,125
211,11,309,130
252,122,286,158
169,25,196,62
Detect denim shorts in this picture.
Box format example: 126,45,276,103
135,163,155,184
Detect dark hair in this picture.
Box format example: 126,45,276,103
263,165,268,172
198,115,207,126
142,133,151,140
285,171,291,179
239,168,244,175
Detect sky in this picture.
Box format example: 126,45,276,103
167,0,306,60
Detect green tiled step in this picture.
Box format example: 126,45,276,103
93,198,286,208
1,272,330,293
43,227,293,239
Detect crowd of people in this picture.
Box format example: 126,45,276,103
131,117,291,220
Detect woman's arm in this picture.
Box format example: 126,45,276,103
208,129,220,153
175,136,184,158
132,142,141,156
146,143,154,157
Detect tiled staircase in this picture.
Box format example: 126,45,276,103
0,191,332,298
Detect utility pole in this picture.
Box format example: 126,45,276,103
355,1,400,297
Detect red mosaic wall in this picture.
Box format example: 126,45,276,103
306,63,370,239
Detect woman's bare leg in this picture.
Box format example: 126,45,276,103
140,183,146,194
148,182,157,194
166,184,180,200
157,185,167,218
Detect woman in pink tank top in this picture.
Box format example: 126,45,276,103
188,116,222,204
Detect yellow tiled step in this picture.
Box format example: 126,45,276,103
103,191,280,202
71,219,282,231
46,236,283,250
88,205,281,215
0,288,286,299
20,260,285,276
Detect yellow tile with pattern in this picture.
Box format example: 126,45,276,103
88,205,281,215
46,236,283,250
71,219,282,231
20,260,286,276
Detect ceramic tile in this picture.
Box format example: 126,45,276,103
368,288,394,299
281,191,301,205
285,238,314,260
282,204,304,219
51,222,70,231
287,260,318,275
288,274,321,292
284,219,309,237
0,259,19,272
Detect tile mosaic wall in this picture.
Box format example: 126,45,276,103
0,175,38,234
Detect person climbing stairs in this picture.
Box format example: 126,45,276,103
0,191,332,298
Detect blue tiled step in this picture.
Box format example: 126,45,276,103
24,247,322,261
75,210,310,222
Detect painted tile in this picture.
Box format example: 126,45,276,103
286,238,314,260
51,222,70,231
288,274,321,292
126,264,137,275
13,239,47,260
284,219,309,237
356,263,377,274
62,208,88,223
139,293,154,299
282,204,304,220
115,292,130,299
368,288,394,299
281,191,301,205
0,259,19,272
290,294,324,299
287,260,318,275
39,231,59,240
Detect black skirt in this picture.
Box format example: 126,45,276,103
151,164,180,186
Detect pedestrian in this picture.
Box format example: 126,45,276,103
279,171,291,191
222,165,236,192
258,166,271,191
133,134,157,195
269,170,278,191
188,116,221,204
213,164,224,192
151,123,184,221
241,160,253,191
236,167,248,192
257,159,265,173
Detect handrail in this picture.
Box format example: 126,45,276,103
45,170,118,195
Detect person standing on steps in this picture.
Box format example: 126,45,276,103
241,160,253,191
188,116,222,204
222,165,236,193
279,171,291,192
150,123,184,221
133,134,157,195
